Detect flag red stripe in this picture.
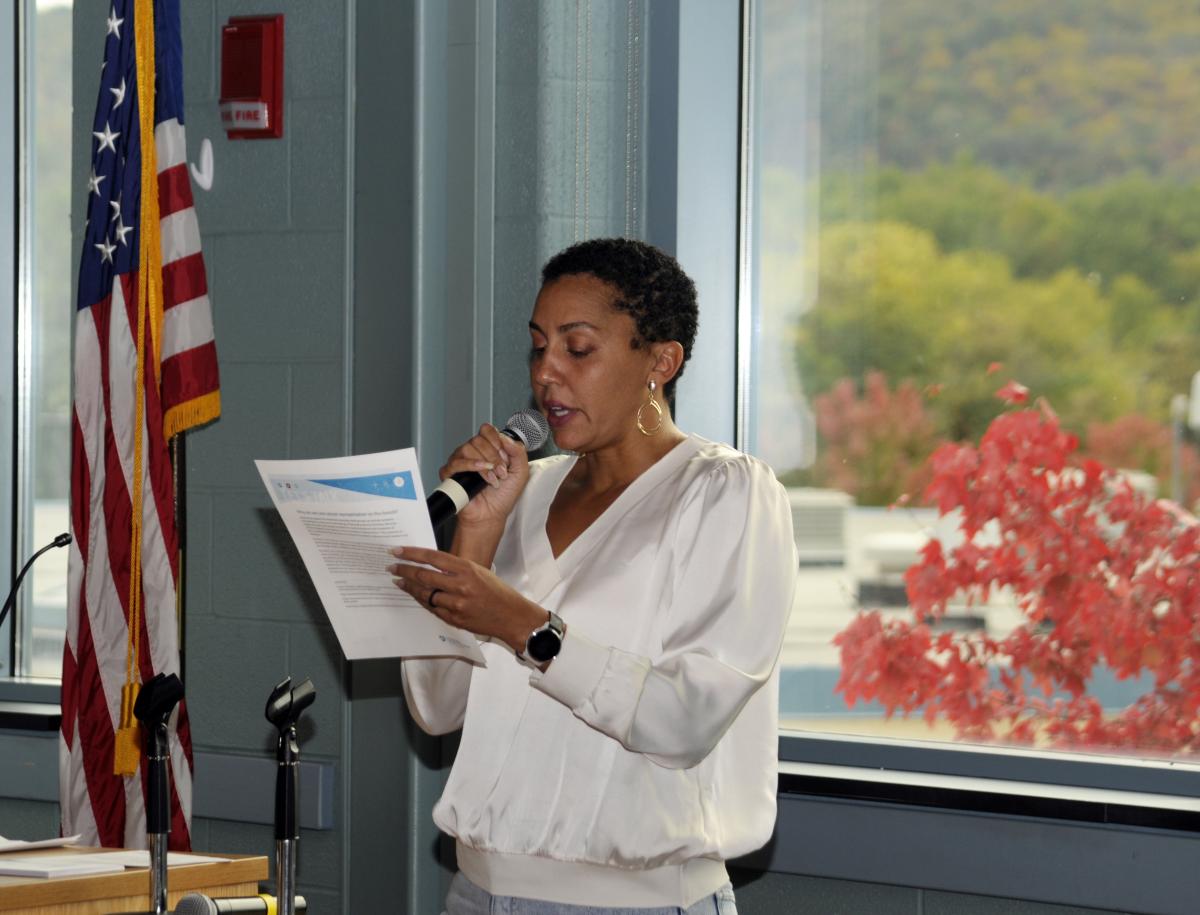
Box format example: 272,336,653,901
162,253,207,312
123,274,181,576
157,163,194,220
167,713,191,848
74,595,127,848
62,410,93,750
69,408,93,586
162,342,220,412
167,704,194,848
60,644,78,748
175,705,193,766
91,298,135,632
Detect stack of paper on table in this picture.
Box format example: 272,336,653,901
0,834,230,879
0,854,124,878
0,834,81,854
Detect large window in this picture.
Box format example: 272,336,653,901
748,0,1200,761
7,0,73,681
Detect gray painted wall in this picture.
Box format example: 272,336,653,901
492,0,651,423
162,1,354,911
0,1,1177,913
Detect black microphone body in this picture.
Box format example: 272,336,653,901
426,410,550,529
426,462,504,530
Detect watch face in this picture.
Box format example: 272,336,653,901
527,627,562,663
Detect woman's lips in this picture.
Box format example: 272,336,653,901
544,403,577,429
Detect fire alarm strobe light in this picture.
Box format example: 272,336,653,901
220,14,283,139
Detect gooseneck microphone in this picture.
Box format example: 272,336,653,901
426,409,550,529
0,532,71,632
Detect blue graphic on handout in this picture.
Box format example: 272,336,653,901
310,471,417,500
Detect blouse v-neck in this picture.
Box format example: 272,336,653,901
520,436,701,600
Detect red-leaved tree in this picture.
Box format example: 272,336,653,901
810,371,942,506
1085,412,1200,508
834,384,1200,755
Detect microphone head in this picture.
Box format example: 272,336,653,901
504,409,550,452
174,893,218,915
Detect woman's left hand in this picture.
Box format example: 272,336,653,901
389,546,547,654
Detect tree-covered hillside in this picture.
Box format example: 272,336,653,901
763,0,1200,189
759,0,1200,502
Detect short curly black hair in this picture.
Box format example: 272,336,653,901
541,237,699,398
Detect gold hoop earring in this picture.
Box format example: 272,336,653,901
636,380,664,436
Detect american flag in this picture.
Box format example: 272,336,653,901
60,0,219,850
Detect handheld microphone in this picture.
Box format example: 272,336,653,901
173,893,307,914
426,409,550,529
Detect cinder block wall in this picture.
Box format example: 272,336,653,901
157,3,353,912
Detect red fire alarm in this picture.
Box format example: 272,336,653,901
220,15,284,139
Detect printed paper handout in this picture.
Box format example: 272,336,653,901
256,449,484,664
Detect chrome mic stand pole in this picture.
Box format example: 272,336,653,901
133,673,185,915
265,677,315,915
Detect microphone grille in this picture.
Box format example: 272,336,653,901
505,409,550,452
174,894,218,915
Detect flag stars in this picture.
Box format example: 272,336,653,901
106,8,124,39
87,168,106,197
109,195,121,222
95,238,117,264
113,219,133,247
110,78,126,109
94,121,119,154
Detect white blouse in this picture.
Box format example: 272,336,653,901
402,435,797,908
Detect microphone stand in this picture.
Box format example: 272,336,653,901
133,673,185,915
265,677,315,915
0,532,71,636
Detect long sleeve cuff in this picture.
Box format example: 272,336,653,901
528,627,610,711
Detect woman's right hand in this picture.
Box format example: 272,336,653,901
440,423,531,529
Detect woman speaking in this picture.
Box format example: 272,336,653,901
391,238,797,914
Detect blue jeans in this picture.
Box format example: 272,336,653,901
442,872,739,915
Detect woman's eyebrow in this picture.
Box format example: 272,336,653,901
528,320,600,334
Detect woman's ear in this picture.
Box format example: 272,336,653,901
649,341,685,388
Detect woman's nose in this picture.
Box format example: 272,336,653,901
532,356,559,386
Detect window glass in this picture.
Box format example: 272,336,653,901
749,0,1200,758
18,0,73,678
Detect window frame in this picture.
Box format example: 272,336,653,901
706,3,1200,908
1,0,75,689
0,0,67,702
1,0,20,682
664,0,1200,812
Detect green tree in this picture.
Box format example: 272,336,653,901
795,221,1144,445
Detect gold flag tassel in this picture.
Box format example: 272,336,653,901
115,0,163,777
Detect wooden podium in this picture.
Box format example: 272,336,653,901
0,847,268,915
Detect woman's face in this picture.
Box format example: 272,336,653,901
528,273,659,454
